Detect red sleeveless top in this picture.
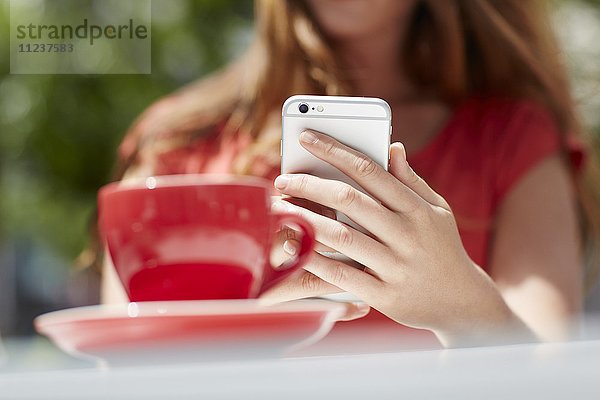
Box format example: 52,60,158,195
146,97,583,269
123,97,584,352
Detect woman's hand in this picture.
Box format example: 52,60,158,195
263,129,535,346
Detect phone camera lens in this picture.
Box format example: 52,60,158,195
299,103,309,114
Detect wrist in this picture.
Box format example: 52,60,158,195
434,262,538,347
436,301,524,348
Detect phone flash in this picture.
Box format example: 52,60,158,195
317,105,324,112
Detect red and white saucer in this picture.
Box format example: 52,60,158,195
34,299,347,366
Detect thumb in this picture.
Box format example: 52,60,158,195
389,142,413,182
389,142,449,210
337,301,371,322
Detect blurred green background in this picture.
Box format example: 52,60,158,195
0,0,253,336
0,0,598,336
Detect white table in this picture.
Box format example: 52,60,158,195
1,337,599,400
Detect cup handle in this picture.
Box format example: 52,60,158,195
260,213,315,293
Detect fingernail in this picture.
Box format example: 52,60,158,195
391,142,406,161
390,143,409,172
300,130,318,145
351,302,370,317
272,200,289,212
283,240,297,255
274,175,290,190
399,144,411,167
397,142,407,158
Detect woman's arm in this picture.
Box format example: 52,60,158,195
101,255,129,304
100,164,153,305
489,154,582,341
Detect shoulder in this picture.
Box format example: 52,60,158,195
117,72,231,165
451,96,562,162
117,91,229,177
466,97,563,205
454,96,560,141
441,96,564,207
118,94,185,165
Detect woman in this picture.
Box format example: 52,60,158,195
104,0,598,347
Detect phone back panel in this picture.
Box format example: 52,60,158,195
281,95,391,194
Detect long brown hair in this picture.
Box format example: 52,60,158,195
111,0,600,285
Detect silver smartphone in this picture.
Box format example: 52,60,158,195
281,95,392,229
281,95,391,302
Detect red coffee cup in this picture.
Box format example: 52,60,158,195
98,175,315,302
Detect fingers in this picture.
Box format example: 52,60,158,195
261,245,381,309
302,251,383,300
273,196,337,221
259,268,343,303
337,302,371,321
275,225,335,254
272,200,393,275
283,198,337,220
296,129,423,214
272,197,338,253
274,173,399,240
389,142,450,211
270,233,292,267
